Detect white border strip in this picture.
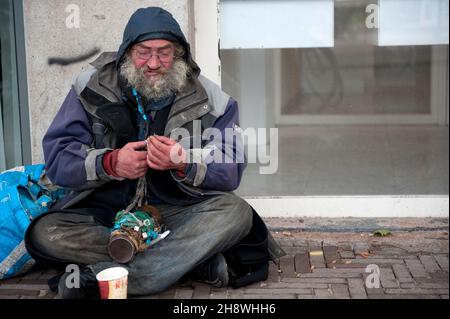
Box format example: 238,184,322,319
243,196,449,218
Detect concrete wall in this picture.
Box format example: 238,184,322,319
23,0,191,163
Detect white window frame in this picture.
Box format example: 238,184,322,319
274,46,448,126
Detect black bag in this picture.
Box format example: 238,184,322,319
224,209,272,289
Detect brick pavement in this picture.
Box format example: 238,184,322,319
0,228,448,300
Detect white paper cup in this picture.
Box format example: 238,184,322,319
96,267,129,299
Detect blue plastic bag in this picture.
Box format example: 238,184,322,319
0,165,64,279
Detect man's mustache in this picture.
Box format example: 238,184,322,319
141,66,169,76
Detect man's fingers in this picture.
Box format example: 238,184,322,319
127,141,148,150
150,136,177,149
153,135,177,145
148,140,166,158
147,158,163,171
147,151,166,168
148,137,171,154
134,152,148,161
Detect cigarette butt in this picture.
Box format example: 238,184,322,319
309,251,324,257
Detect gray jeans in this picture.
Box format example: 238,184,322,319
29,194,253,296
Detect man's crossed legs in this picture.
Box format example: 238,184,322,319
29,194,253,297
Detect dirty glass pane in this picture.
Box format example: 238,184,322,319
221,0,449,120
279,0,435,115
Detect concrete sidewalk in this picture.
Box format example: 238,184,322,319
0,218,448,299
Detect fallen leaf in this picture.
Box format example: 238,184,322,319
282,231,293,237
345,260,353,264
374,229,392,237
310,265,316,272
358,252,374,259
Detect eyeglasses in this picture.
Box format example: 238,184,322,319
133,47,175,63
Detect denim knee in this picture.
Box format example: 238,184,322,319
211,194,253,238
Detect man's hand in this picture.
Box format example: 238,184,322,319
115,141,149,180
146,136,187,172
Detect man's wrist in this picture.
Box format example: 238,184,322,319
103,149,122,178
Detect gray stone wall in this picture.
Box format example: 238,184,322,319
23,0,191,163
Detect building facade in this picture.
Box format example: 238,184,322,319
1,0,448,217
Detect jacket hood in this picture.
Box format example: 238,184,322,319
116,7,200,76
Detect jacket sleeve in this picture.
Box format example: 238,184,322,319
43,88,116,189
173,99,247,192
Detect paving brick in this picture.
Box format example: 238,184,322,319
348,278,368,299
330,284,350,299
265,282,329,289
392,264,414,283
157,288,176,299
0,276,23,285
297,295,315,299
400,283,416,289
440,295,449,299
282,277,347,284
276,238,295,247
279,256,296,279
37,290,56,299
314,288,334,299
292,239,308,247
414,282,449,289
283,246,305,256
309,253,327,270
210,289,228,299
245,288,312,295
434,255,449,272
307,241,323,251
191,283,211,299
298,268,366,279
336,243,353,251
380,268,400,289
366,287,385,296
339,251,355,259
174,288,194,299
267,260,281,283
354,243,371,255
0,289,39,297
372,247,409,257
419,255,441,273
405,258,430,279
294,253,311,274
332,262,367,269
134,294,159,299
369,294,440,299
0,284,49,291
349,258,404,265
323,246,340,267
21,270,44,280
430,271,449,279
385,288,449,295
228,292,296,299
299,272,363,279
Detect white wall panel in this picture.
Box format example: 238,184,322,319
220,0,334,49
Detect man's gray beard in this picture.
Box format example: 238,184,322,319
119,55,190,101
